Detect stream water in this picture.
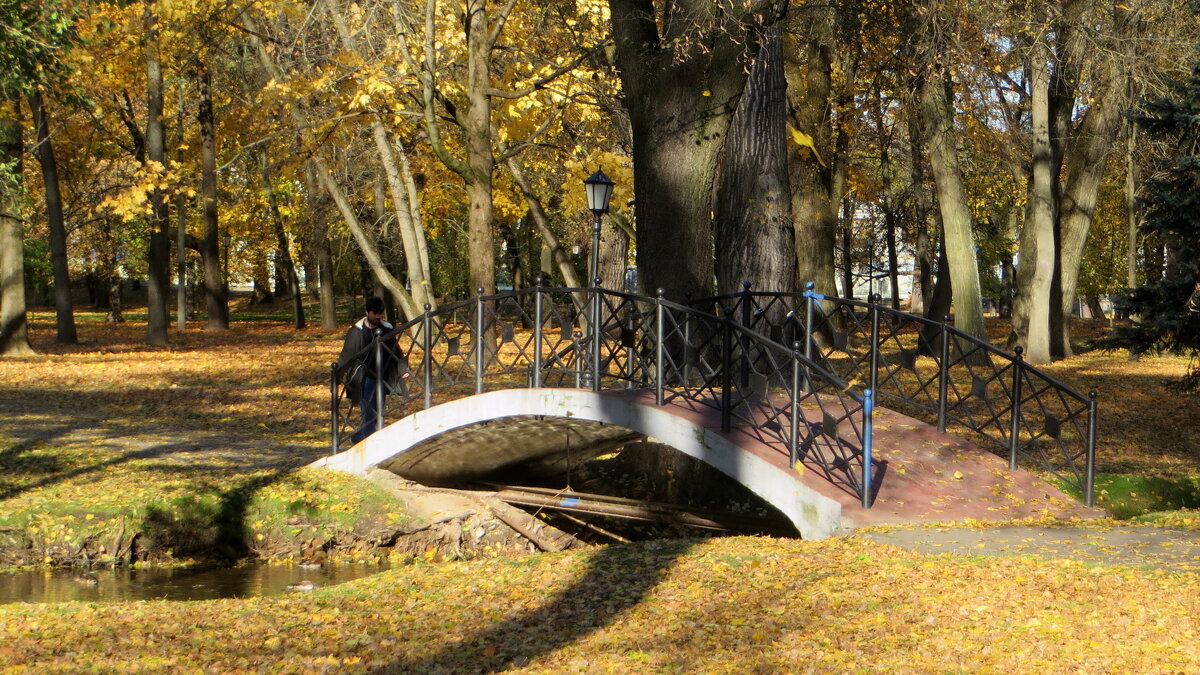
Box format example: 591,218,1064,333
0,563,391,604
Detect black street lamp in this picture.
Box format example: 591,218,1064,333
583,169,614,288
583,169,614,391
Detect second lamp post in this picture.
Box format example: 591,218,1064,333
583,169,614,288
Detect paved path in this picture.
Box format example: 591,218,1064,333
853,524,1200,572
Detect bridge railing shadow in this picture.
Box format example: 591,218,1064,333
695,283,1097,506
330,284,878,507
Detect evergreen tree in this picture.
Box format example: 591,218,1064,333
1102,39,1200,390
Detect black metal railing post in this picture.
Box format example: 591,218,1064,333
655,289,665,405
803,281,815,362
720,312,733,433
1008,346,1025,470
862,389,874,509
573,329,584,388
803,282,816,394
374,338,385,432
330,362,339,453
422,305,433,409
790,342,802,466
868,293,881,394
475,288,485,395
937,314,951,433
1086,390,1099,507
533,281,544,388
740,280,753,330
591,278,602,392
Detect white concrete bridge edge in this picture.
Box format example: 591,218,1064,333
308,388,843,540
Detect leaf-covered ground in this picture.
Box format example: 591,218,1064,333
2,536,1200,673
3,306,1200,671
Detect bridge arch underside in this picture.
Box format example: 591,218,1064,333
315,389,843,540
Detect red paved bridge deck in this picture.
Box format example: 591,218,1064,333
613,390,1103,529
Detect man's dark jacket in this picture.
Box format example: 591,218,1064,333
336,318,405,401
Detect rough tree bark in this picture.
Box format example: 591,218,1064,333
609,0,782,302
714,24,796,298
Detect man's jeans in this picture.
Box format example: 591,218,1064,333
352,377,385,444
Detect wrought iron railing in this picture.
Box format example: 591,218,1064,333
695,282,1097,507
330,285,880,507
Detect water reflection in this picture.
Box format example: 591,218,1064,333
0,563,390,604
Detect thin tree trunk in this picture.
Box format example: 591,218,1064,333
243,15,420,320
28,89,76,344
261,156,304,329
1126,122,1140,293
144,1,170,346
175,80,187,331
198,66,228,330
504,155,581,288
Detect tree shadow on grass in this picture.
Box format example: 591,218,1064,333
140,470,289,565
371,538,697,674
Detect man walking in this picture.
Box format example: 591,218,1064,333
337,296,406,444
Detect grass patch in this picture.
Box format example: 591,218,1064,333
1058,473,1200,520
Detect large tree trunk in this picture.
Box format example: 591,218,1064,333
144,2,170,346
1011,36,1056,364
714,24,795,298
787,7,839,297
0,94,33,356
198,66,229,330
919,70,985,340
610,0,775,302
28,89,76,345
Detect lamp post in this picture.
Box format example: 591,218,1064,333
583,169,614,391
583,169,614,288
222,231,231,290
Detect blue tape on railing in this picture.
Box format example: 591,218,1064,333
559,497,581,508
801,290,827,300
862,389,874,508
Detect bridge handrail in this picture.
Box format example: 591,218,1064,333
692,283,1097,506
330,284,881,507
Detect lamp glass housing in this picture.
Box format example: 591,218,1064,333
583,169,614,214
